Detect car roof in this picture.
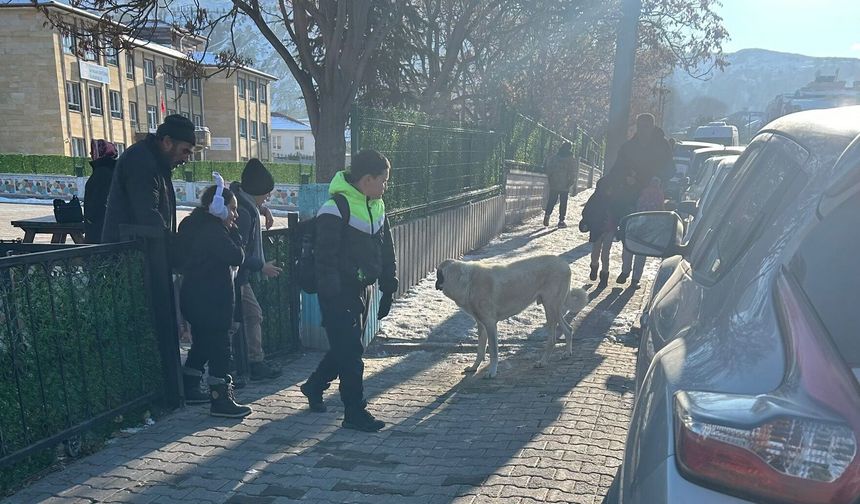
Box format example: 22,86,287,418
760,106,860,162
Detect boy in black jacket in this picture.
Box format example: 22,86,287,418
300,150,398,432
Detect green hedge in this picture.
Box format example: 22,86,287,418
0,154,313,184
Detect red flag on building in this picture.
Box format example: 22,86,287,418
160,95,166,115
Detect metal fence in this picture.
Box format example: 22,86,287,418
502,110,605,173
0,243,162,471
351,106,505,222
249,224,301,358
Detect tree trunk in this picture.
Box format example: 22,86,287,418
313,103,349,183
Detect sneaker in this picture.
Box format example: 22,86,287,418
557,221,567,228
589,265,598,281
249,360,282,381
543,215,550,227
300,382,327,412
616,272,629,284
342,408,385,432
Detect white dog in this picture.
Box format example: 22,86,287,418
435,255,588,378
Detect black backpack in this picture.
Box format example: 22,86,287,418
296,194,350,294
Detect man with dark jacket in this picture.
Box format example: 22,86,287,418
101,114,196,242
611,113,674,190
229,159,283,381
543,141,578,228
300,149,398,432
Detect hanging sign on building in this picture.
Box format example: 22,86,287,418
79,61,110,85
210,137,232,151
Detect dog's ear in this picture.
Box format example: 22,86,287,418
435,268,445,290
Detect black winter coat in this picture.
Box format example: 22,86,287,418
101,135,177,243
230,182,264,286
315,205,397,301
84,156,116,243
178,208,245,331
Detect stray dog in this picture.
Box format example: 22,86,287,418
436,255,588,378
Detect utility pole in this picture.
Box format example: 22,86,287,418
603,0,643,174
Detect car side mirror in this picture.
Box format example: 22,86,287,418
675,200,699,217
621,211,685,258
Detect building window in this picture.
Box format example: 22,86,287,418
109,90,122,118
180,111,189,119
178,78,186,93
295,136,304,151
115,143,125,154
251,120,258,139
147,105,158,129
193,114,202,127
105,46,119,66
144,59,155,85
261,122,268,141
129,101,138,128
238,77,246,98
88,85,103,115
66,81,82,112
273,135,281,150
167,108,176,117
126,53,134,79
248,80,257,101
164,65,174,89
82,41,98,62
72,137,86,158
62,33,75,54
239,118,247,138
191,77,201,95
259,83,267,104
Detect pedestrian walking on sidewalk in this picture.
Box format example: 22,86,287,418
618,176,665,288
229,159,283,382
581,177,617,287
543,141,577,228
177,176,252,418
300,149,398,432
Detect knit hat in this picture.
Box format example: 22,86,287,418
155,114,196,146
241,158,275,195
90,139,118,161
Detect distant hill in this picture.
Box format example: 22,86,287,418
666,49,860,128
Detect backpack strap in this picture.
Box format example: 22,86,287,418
332,193,350,231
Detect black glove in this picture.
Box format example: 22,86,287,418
377,292,393,320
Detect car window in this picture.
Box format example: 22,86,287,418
789,186,860,367
692,135,807,281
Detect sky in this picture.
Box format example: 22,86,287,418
718,0,860,58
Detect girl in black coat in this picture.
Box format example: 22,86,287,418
581,177,617,285
178,182,251,418
84,140,117,243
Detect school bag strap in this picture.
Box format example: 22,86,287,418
332,193,350,228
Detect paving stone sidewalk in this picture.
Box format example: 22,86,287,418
6,193,650,504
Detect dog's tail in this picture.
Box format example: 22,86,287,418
566,288,589,315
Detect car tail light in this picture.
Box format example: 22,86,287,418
673,271,860,503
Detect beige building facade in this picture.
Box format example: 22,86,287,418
0,2,274,162
203,67,274,162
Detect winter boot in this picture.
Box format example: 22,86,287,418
598,271,609,288
209,375,252,418
557,220,567,228
249,360,282,381
589,264,599,281
342,407,385,432
300,382,327,413
182,366,209,405
543,214,550,227
616,272,629,284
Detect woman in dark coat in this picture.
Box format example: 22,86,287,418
84,140,117,243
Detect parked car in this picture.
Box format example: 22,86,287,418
605,106,860,504
666,141,721,202
686,146,746,188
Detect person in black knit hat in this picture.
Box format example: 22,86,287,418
229,158,283,382
102,114,196,242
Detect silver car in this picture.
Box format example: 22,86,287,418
606,106,860,503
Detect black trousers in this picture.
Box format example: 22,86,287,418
184,321,231,378
305,287,369,411
545,191,569,221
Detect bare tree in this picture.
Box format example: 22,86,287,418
32,0,406,182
